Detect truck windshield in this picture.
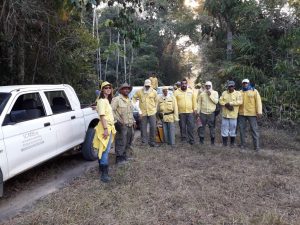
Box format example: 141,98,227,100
0,93,11,116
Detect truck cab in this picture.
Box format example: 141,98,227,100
0,85,99,196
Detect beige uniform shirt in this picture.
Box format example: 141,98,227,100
158,95,179,123
111,95,135,126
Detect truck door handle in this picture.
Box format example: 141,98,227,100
71,116,76,120
44,122,51,127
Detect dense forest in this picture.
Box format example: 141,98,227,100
0,0,299,126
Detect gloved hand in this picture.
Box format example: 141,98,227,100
157,112,164,120
225,103,234,111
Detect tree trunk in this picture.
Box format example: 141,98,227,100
226,24,232,61
123,38,127,82
128,43,134,85
116,32,120,84
17,22,25,84
96,13,102,80
104,28,112,80
32,45,40,84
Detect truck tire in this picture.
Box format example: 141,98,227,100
0,169,3,197
82,128,98,161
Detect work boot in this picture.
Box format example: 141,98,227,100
222,136,228,147
211,137,215,146
199,137,204,144
115,156,123,164
99,164,111,183
230,137,235,147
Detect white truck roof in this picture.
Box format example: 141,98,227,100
0,85,69,93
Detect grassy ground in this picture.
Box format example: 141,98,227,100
2,127,300,225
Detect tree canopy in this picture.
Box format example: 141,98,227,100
0,0,299,125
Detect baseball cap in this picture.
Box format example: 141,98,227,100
227,81,235,87
144,79,151,87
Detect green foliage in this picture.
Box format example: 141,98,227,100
201,0,300,126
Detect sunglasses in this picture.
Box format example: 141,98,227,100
103,86,112,90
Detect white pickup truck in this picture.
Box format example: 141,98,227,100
0,85,100,196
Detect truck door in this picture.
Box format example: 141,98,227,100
2,92,56,178
44,90,81,153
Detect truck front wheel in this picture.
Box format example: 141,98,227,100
82,128,98,161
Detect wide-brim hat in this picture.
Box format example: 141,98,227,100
101,81,112,90
119,83,132,92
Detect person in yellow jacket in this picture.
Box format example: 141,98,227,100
238,79,262,151
133,79,158,147
174,78,197,145
219,81,242,147
197,81,219,145
93,81,116,182
149,72,158,90
157,86,179,147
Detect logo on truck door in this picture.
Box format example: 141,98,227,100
21,131,44,152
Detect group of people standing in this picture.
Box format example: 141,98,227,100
92,76,262,182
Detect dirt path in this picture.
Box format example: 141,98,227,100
0,132,139,223
0,153,97,223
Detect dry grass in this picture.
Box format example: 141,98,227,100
2,128,300,225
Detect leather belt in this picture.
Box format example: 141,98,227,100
164,111,174,116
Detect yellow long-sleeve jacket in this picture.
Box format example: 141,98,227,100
174,88,197,114
197,90,219,114
158,95,179,122
133,87,158,116
239,89,262,116
93,98,116,159
219,90,243,119
149,77,158,89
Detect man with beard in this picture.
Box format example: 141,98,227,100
111,83,136,164
174,78,197,145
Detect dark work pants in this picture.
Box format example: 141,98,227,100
238,115,259,149
179,113,194,143
198,112,215,139
141,115,156,145
115,125,134,158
